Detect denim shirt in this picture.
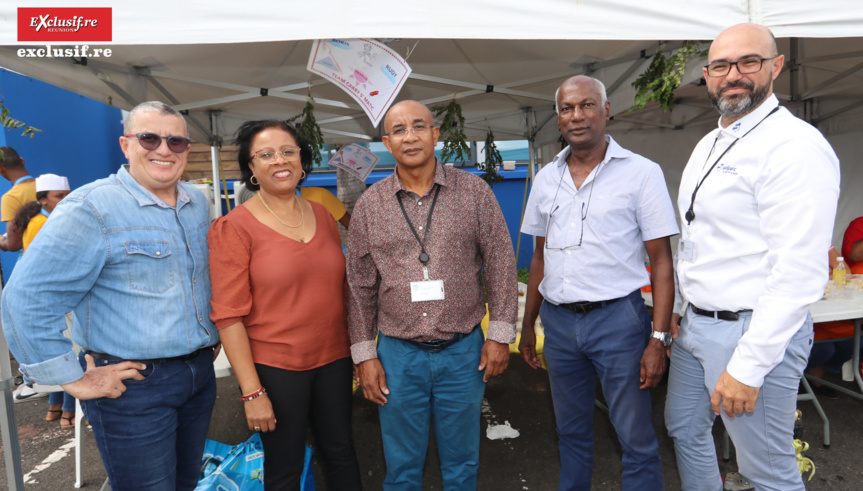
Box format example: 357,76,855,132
1,167,218,385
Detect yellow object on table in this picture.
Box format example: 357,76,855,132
481,303,548,370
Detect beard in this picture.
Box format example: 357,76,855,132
708,80,771,117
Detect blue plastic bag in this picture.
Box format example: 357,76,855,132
196,434,264,490
196,434,315,490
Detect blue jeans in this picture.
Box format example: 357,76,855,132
377,327,486,491
665,306,812,491
541,290,663,491
807,339,855,374
48,390,75,412
78,349,217,491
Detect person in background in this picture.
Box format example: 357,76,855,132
1,101,219,491
12,173,76,426
842,217,863,273
15,173,71,251
0,145,36,252
209,120,361,490
804,245,860,398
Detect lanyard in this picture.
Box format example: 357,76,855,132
13,175,33,187
396,184,442,266
684,107,779,225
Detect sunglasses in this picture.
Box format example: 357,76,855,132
125,132,192,153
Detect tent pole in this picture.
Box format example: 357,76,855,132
209,112,223,218
211,145,223,218
0,325,24,491
790,38,800,103
527,108,539,252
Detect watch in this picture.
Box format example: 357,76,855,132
651,331,672,347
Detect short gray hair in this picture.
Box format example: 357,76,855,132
554,76,608,113
124,101,187,134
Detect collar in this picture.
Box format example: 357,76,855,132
40,208,50,218
551,135,631,168
13,175,33,187
390,159,449,197
717,94,780,137
117,165,190,209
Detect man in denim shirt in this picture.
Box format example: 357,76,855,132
2,101,219,491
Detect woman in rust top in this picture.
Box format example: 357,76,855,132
209,120,361,490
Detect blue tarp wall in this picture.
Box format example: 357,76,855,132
303,168,534,269
0,68,124,282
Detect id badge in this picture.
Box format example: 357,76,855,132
678,239,696,262
411,279,445,302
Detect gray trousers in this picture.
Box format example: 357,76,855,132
665,306,812,491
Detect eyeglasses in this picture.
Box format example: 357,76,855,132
124,133,191,153
385,124,432,139
543,160,605,251
251,146,301,163
704,56,777,77
545,201,587,250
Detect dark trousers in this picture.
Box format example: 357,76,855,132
256,357,362,491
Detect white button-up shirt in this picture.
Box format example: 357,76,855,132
677,94,840,387
522,135,679,304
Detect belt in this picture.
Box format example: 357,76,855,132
558,296,623,315
690,305,752,322
86,346,213,365
405,331,470,353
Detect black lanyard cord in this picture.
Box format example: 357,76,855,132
685,106,779,225
396,184,442,265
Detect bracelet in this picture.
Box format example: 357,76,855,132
239,386,266,402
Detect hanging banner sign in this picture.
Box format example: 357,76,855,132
328,144,380,182
307,39,411,127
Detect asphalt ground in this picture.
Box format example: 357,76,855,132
2,355,863,490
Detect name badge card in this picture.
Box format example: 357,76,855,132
411,279,445,302
679,239,696,262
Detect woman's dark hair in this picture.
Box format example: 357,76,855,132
13,201,43,233
234,120,314,191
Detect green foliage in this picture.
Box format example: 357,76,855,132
432,99,471,163
629,42,707,113
286,97,325,165
517,267,530,284
0,101,41,140
479,130,504,187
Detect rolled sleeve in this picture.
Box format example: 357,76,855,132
14,347,83,386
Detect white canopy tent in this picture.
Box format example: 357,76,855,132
1,1,863,488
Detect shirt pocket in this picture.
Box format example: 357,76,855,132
124,241,175,293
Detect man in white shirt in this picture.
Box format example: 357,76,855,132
519,75,678,490
666,24,840,490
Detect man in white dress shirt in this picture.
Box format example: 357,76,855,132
666,24,840,490
519,75,678,490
